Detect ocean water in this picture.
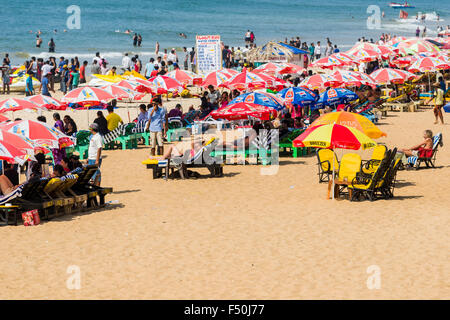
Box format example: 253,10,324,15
1,0,449,65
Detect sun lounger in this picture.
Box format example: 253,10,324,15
142,137,223,179
349,150,392,201
0,185,24,226
361,145,387,176
166,116,185,142
70,165,113,207
406,133,443,169
316,149,339,183
335,153,362,196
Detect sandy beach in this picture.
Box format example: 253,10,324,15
0,88,448,300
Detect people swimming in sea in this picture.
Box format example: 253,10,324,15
179,33,187,38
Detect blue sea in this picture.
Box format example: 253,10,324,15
1,0,449,65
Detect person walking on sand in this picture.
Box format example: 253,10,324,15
315,41,321,61
39,73,54,97
145,98,166,157
432,83,445,124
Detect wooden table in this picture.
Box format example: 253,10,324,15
327,180,352,200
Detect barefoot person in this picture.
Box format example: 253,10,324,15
433,83,445,124
0,174,18,195
400,130,434,157
87,123,103,186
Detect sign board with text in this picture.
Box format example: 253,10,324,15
196,35,222,74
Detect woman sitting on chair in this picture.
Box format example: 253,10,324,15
400,130,433,157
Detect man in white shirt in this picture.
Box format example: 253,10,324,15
315,41,321,60
93,52,102,65
182,47,189,70
41,61,54,80
167,49,177,63
87,123,103,186
122,53,132,71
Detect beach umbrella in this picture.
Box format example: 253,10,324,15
347,43,394,59
0,114,9,123
253,62,286,75
62,86,115,105
369,68,416,84
147,75,184,94
316,88,359,108
328,70,365,87
201,70,232,88
166,69,200,85
0,98,37,113
219,68,239,77
309,111,386,139
222,68,281,91
279,63,305,75
443,103,450,113
277,87,318,107
393,39,441,55
209,102,277,121
298,74,337,89
408,56,449,73
391,55,418,68
346,48,379,62
0,120,74,149
293,123,376,198
0,128,37,158
228,92,285,111
116,80,152,94
100,85,144,100
0,140,31,165
309,55,346,69
25,94,67,111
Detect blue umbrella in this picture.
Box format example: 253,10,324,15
277,87,318,107
444,103,450,113
317,88,358,108
228,92,285,111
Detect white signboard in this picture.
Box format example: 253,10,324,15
196,35,221,74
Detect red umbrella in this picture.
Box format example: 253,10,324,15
101,85,145,100
369,68,416,84
0,140,31,164
221,68,277,90
408,56,449,73
299,74,337,89
201,70,232,88
117,80,152,94
210,102,277,121
147,75,184,94
0,114,9,123
0,129,36,155
0,98,37,113
25,94,67,110
62,86,115,105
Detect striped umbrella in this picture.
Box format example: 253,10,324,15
101,85,144,100
116,80,152,93
218,68,239,78
277,87,318,107
309,55,346,69
253,62,285,75
166,69,201,85
0,114,9,123
25,94,67,111
0,129,36,155
209,102,277,121
62,86,115,105
408,56,449,73
347,43,394,59
393,39,441,55
279,63,305,74
222,68,280,90
309,111,386,139
293,123,376,150
201,70,232,88
147,75,184,94
330,70,377,87
0,120,74,149
229,92,285,111
0,140,31,164
299,73,337,89
0,98,37,113
369,68,416,84
346,48,379,62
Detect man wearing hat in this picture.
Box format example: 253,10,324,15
88,123,103,186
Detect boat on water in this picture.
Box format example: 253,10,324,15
389,2,415,8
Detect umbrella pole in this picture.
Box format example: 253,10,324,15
428,73,431,92
332,146,335,200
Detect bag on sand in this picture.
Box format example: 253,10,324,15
22,209,40,226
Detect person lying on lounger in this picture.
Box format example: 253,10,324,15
400,130,433,157
0,174,19,196
148,136,206,160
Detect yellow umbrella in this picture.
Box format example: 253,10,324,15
310,111,386,139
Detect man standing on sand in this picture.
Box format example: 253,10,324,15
144,58,155,79
1,59,11,94
91,60,101,75
79,61,87,84
145,98,166,156
39,73,54,97
87,123,103,186
25,72,35,96
309,43,315,62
